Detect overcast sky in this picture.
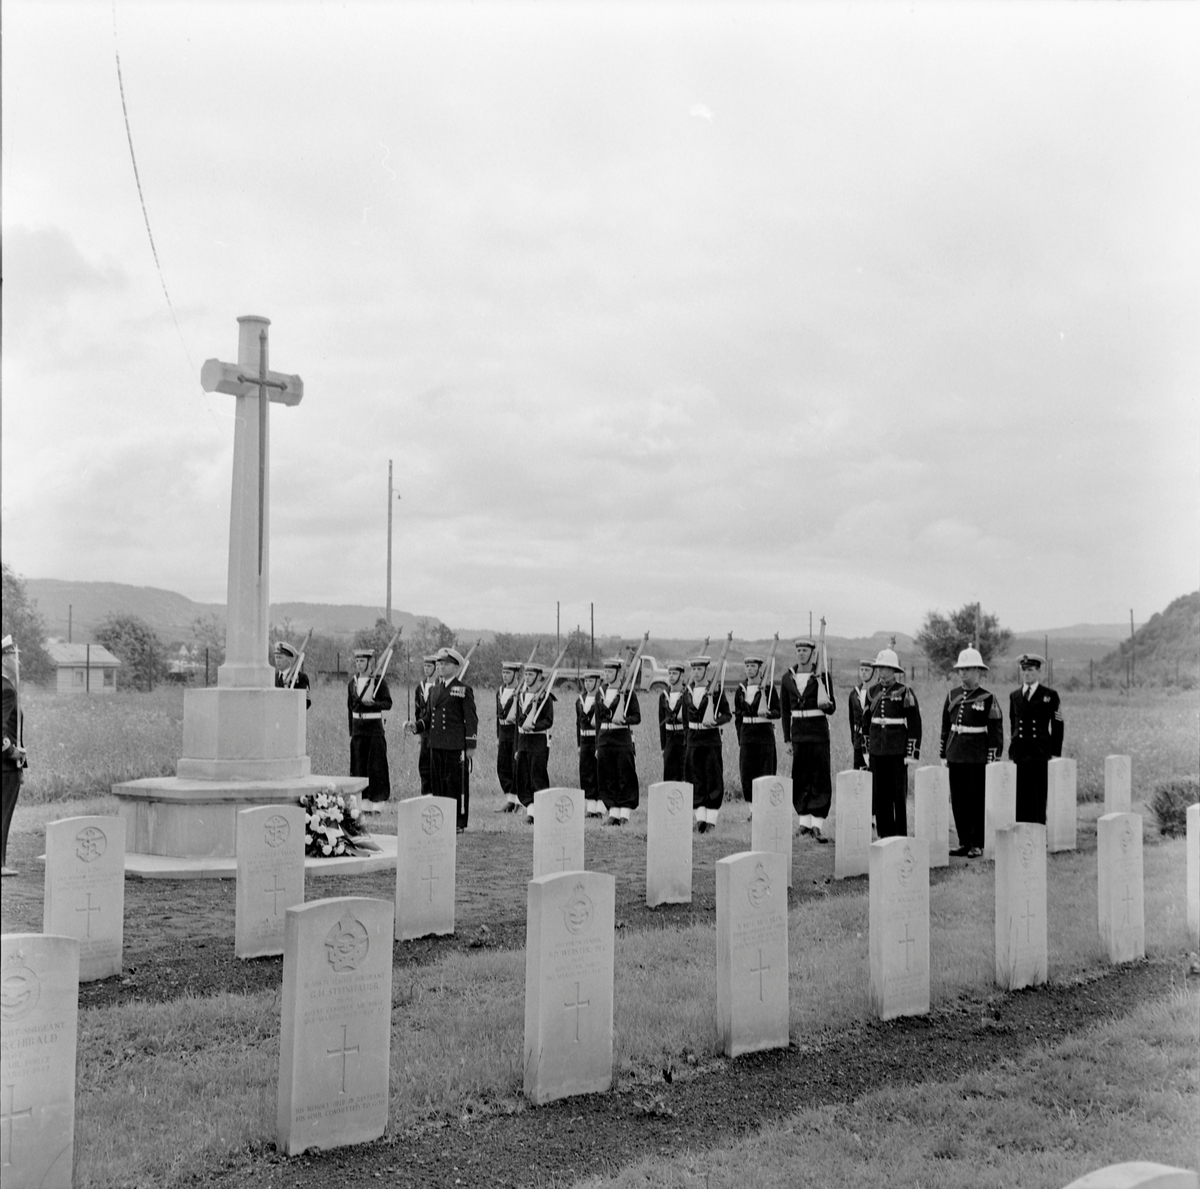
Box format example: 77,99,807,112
2,1,1197,638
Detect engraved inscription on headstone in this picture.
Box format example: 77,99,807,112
646,782,693,907
983,762,1017,860
751,776,793,889
394,796,457,941
994,823,1048,990
869,837,930,1020
833,770,872,880
1097,813,1145,964
532,788,584,881
1046,757,1078,852
236,805,306,959
914,765,950,868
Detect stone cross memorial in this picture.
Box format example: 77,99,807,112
750,776,793,889
1097,813,1145,964
532,788,585,881
1188,802,1199,950
869,836,930,1020
983,761,1017,860
277,896,394,1155
914,765,950,868
1104,755,1132,816
524,871,615,1105
1061,1162,1199,1189
394,796,457,941
833,770,872,880
235,804,306,959
645,781,692,907
0,934,80,1189
1047,757,1078,853
43,815,125,982
716,850,789,1057
994,823,1048,991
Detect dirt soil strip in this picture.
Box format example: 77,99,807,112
187,959,1190,1189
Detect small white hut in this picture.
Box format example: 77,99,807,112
44,641,121,694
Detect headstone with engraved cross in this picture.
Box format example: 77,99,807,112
1104,755,1132,816
236,804,306,959
984,761,1018,860
277,896,394,1154
646,781,693,907
994,823,1048,990
716,850,789,1056
869,836,930,1020
914,765,950,868
751,776,794,889
394,796,457,941
43,815,125,982
0,933,80,1189
523,870,615,1105
1097,813,1145,964
833,770,872,879
532,788,584,880
1046,757,1078,852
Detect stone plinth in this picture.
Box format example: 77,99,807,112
914,766,950,868
177,686,309,780
1047,758,1078,852
750,776,793,889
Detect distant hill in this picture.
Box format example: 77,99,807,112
1019,622,1141,641
1098,592,1199,686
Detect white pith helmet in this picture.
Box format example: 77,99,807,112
953,647,988,671
872,648,903,671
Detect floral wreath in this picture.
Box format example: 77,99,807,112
300,788,371,858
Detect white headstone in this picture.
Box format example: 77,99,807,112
42,815,125,982
983,761,1017,860
276,897,394,1155
869,836,930,1020
394,796,457,941
715,850,789,1056
236,805,306,959
1046,757,1078,852
833,770,872,879
914,765,950,868
523,871,615,1105
0,934,79,1189
1187,802,1199,950
646,781,692,907
532,788,585,880
1061,1163,1198,1189
1097,813,1145,964
994,823,1048,990
1104,755,1132,815
750,776,794,889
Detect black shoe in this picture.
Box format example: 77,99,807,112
966,847,983,858
697,821,708,834
798,825,813,837
813,829,829,844
949,845,970,857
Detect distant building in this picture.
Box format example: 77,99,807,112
168,644,201,683
44,641,121,695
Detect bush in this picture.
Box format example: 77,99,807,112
1149,775,1200,837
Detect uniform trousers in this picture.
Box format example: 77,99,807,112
496,733,516,802
853,746,868,771
597,744,638,815
578,742,598,802
739,732,777,801
948,762,985,850
350,734,391,802
686,742,724,814
418,736,432,797
870,754,908,838
515,743,550,810
1015,760,1049,825
662,735,686,783
791,739,832,822
429,747,470,829
1,769,21,867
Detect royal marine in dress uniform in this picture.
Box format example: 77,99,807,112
408,646,478,831
495,660,522,812
348,647,392,806
848,659,876,771
2,635,27,876
684,656,732,832
576,670,603,817
939,648,1004,857
596,657,641,825
273,641,311,709
861,649,922,838
734,655,780,802
780,638,836,841
515,662,554,820
658,660,688,784
1008,654,1064,825
415,655,438,798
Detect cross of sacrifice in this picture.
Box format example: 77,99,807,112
326,1024,360,1095
264,873,288,916
898,923,917,971
76,893,101,937
422,864,439,903
563,981,590,1042
750,948,771,1001
1,1083,34,1169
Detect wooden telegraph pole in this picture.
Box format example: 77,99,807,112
386,460,394,625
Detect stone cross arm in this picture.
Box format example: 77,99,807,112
201,358,304,406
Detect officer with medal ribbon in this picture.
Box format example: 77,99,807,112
780,637,836,841
514,661,554,821
414,654,438,797
348,646,393,810
940,647,1004,858
684,655,732,833
495,659,522,812
1008,653,1064,825
657,660,688,783
734,654,780,802
576,668,604,817
596,656,641,825
861,648,922,838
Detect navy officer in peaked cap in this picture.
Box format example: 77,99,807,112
1008,653,1064,825
273,640,311,709
407,646,478,831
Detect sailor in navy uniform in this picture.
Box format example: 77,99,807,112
596,656,641,825
658,660,688,783
684,655,732,833
348,647,392,807
495,660,522,812
406,646,478,831
273,641,311,708
940,648,1004,857
2,635,26,876
780,638,836,841
734,655,780,802
414,655,438,797
576,669,604,817
1008,654,1064,825
515,662,554,821
848,659,875,771
861,648,921,838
